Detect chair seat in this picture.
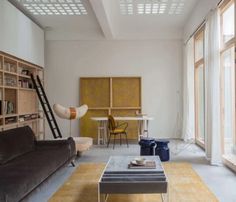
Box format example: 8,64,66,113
112,128,126,134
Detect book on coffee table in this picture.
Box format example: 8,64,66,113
128,160,156,169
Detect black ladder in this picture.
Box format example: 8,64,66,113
31,74,62,139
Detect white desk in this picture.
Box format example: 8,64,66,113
91,116,154,145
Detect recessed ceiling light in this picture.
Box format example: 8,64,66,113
120,0,185,15
17,0,88,15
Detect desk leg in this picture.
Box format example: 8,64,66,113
97,121,101,145
137,120,141,140
102,121,108,145
138,120,145,139
97,121,108,145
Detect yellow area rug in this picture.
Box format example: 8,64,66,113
49,163,218,202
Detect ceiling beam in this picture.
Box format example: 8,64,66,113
89,0,114,39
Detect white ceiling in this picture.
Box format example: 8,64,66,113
11,0,198,40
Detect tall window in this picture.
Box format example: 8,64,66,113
194,27,205,148
220,0,235,157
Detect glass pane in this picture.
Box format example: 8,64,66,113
222,47,235,155
196,64,205,142
195,32,204,62
222,3,235,44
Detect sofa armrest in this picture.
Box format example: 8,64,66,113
36,137,76,159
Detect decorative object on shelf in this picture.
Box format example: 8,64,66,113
19,114,38,122
4,100,14,114
21,69,30,75
53,104,88,136
5,76,17,87
5,116,17,124
4,63,17,73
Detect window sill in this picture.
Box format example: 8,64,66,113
223,154,236,173
196,139,205,150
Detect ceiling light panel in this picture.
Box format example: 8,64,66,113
120,0,134,15
16,0,87,15
120,0,185,15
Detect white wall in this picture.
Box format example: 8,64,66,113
45,40,183,140
183,0,220,42
0,0,44,66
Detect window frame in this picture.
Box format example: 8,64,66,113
219,0,236,170
194,26,206,149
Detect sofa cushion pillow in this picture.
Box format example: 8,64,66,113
0,126,35,165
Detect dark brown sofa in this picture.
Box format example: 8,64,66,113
0,126,76,202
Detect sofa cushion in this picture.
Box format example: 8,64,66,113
0,143,70,202
0,126,35,165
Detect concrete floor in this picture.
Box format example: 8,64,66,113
25,140,236,202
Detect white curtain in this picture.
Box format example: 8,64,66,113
204,9,222,165
182,37,195,142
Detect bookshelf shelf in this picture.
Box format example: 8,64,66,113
5,114,18,118
0,51,45,139
3,71,18,76
19,87,35,91
18,74,31,79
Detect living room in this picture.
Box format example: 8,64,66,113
0,0,236,201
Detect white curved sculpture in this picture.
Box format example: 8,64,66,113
53,103,92,154
53,104,88,120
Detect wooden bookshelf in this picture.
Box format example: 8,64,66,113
80,77,142,141
0,51,45,140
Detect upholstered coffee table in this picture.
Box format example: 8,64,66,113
98,156,168,202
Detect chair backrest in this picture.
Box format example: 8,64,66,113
108,115,116,131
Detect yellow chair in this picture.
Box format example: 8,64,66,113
107,115,129,149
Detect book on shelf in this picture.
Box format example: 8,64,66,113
18,79,33,89
4,101,14,114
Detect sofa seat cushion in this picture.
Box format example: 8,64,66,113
0,127,35,165
0,143,70,202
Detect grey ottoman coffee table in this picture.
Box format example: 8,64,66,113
98,156,168,202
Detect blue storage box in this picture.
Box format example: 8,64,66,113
155,139,170,162
139,138,156,156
